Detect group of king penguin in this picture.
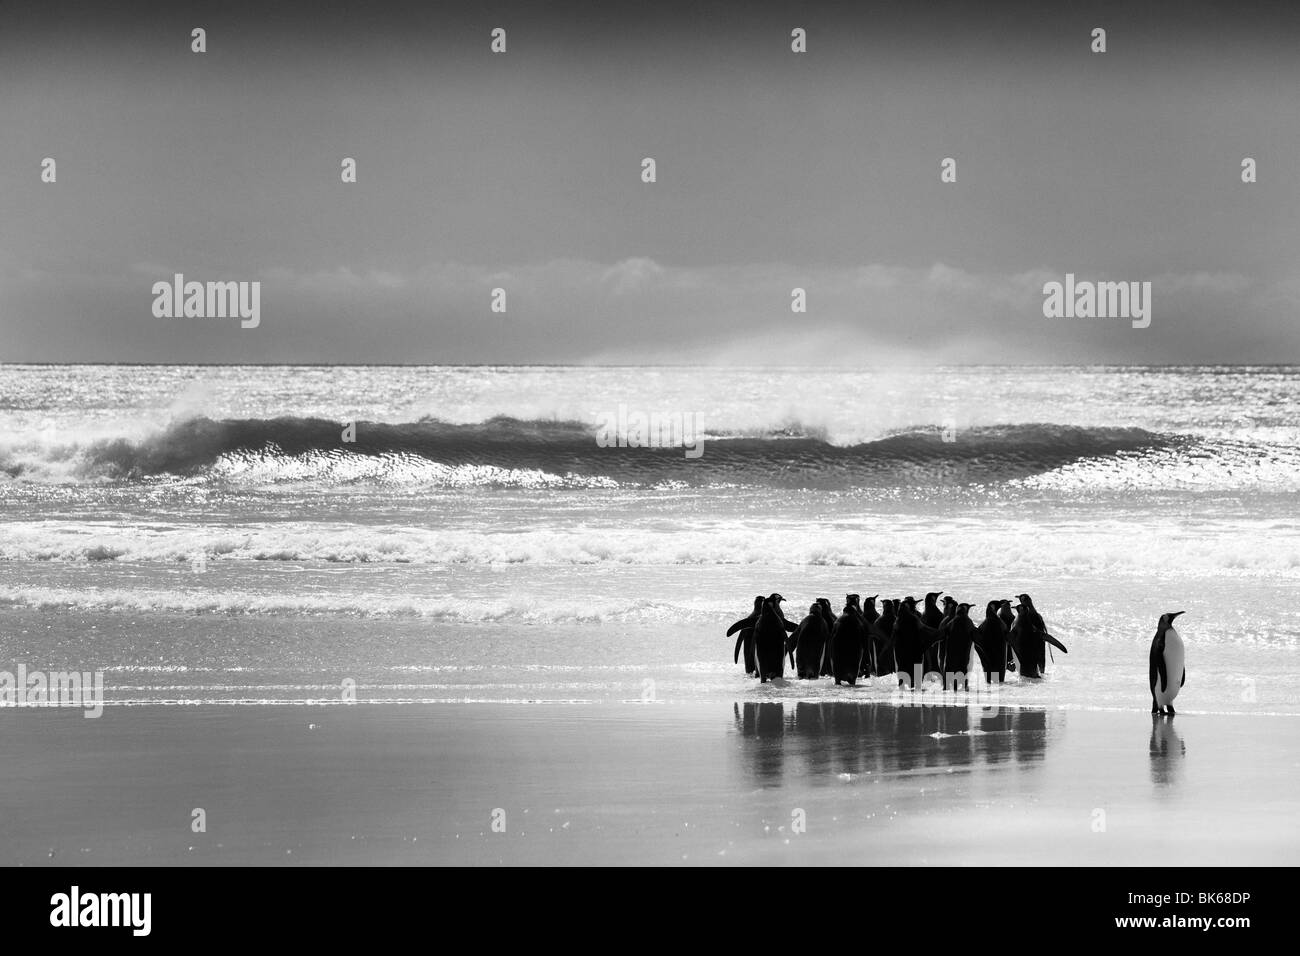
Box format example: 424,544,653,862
729,593,1190,717
728,591,1069,688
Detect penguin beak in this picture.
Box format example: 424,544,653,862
1172,611,1185,619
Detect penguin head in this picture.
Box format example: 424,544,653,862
925,591,943,602
1016,593,1035,607
942,596,957,610
985,601,999,616
767,592,785,606
845,593,861,609
1158,611,1185,630
751,595,764,609
957,603,974,616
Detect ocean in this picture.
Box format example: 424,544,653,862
1,364,1298,715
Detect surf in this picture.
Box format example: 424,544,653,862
0,415,1180,489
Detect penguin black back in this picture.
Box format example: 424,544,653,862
922,592,945,673
943,603,979,679
862,595,880,625
792,603,831,680
892,600,927,689
976,600,1010,683
729,595,764,676
923,592,945,628
997,599,1015,631
829,594,867,686
753,597,788,683
815,598,837,675
1008,595,1068,678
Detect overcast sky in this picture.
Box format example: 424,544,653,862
2,0,1298,364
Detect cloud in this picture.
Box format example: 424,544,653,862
601,257,665,295
1,257,1297,364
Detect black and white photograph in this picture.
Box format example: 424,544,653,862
0,0,1294,912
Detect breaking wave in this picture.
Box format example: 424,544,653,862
0,415,1182,489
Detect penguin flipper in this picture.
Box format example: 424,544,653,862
726,616,753,637
1043,633,1069,654
786,623,804,657
734,632,745,664
783,619,799,633
1150,640,1167,694
1180,668,1185,688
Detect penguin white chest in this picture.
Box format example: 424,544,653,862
1156,626,1184,706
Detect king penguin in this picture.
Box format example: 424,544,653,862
975,600,1009,683
942,603,979,682
1008,594,1068,678
1149,611,1186,716
753,596,788,683
829,594,867,686
728,596,764,676
790,603,831,680
815,598,837,675
921,592,945,674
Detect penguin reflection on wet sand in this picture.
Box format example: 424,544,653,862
1149,611,1186,716
1149,715,1186,787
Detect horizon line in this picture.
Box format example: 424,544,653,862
3,361,1300,370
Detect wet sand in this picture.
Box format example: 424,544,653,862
0,702,1294,865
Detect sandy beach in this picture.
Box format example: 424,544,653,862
2,701,1293,866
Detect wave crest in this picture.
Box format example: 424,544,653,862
0,415,1177,489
